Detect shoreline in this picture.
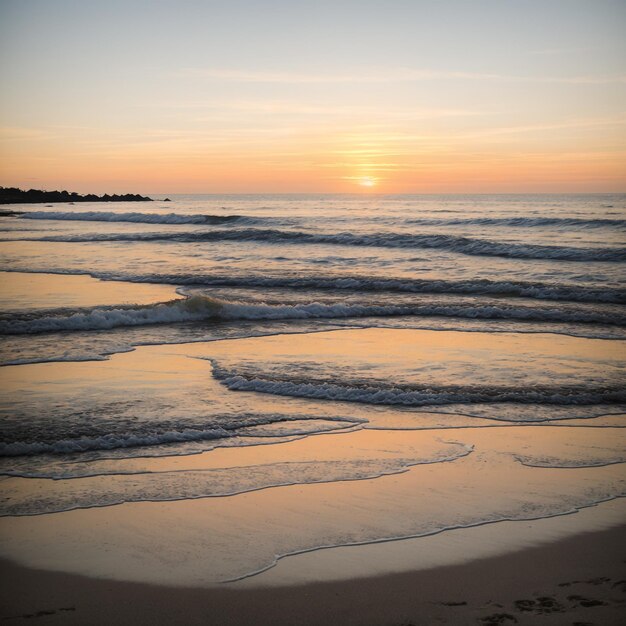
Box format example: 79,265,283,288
233,497,626,587
1,520,624,625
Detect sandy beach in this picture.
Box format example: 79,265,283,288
1,514,624,625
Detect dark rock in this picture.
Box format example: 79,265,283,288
0,186,153,205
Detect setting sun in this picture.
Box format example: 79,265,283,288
358,177,377,187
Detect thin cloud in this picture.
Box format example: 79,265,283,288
461,116,626,139
181,67,626,85
529,46,598,55
0,127,58,141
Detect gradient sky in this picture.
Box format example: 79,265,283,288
1,0,625,193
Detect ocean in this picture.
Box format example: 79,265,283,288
0,193,624,583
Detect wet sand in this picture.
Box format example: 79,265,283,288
1,428,624,585
0,271,180,311
1,518,624,625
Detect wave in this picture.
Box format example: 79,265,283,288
163,275,625,305
0,297,213,333
0,427,231,457
406,216,626,229
1,295,624,334
0,416,362,458
19,210,256,225
19,211,625,231
13,228,626,261
211,364,626,407
5,268,623,304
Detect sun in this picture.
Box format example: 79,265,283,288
358,176,377,187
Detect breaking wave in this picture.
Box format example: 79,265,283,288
1,295,624,334
211,364,626,407
11,228,626,261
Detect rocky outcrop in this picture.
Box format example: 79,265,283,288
0,187,153,205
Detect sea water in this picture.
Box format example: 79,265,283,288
0,194,624,583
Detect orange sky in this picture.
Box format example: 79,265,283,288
1,1,625,194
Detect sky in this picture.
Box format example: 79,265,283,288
0,0,625,194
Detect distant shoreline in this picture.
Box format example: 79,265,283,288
0,187,154,205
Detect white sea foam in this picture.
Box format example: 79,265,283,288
515,455,626,468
